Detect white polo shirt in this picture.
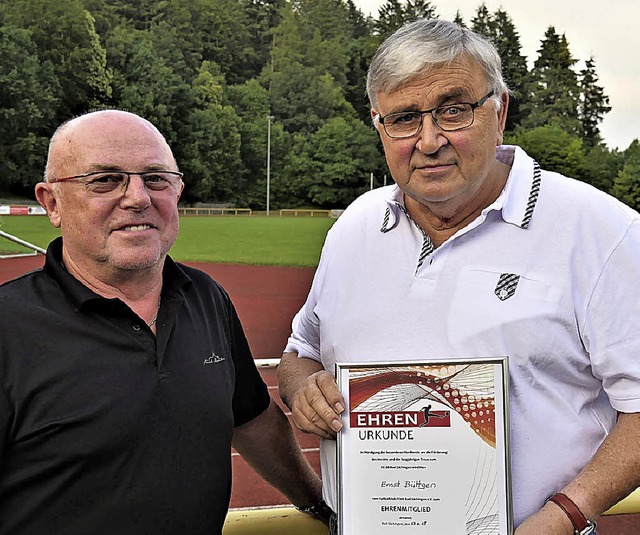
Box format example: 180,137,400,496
285,145,640,526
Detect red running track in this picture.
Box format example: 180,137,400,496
1,255,638,533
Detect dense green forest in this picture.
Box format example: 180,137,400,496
1,0,639,210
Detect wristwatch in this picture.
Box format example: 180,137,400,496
547,492,598,535
295,499,334,523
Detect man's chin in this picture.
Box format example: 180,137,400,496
108,248,167,273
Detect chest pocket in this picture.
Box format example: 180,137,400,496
446,267,563,347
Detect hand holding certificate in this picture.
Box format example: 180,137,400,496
336,358,513,534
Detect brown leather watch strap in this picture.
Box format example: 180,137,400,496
547,492,589,532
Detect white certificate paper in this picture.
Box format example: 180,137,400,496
336,358,512,534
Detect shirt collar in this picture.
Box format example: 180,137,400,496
380,145,542,233
380,186,405,233
44,236,192,311
497,145,542,229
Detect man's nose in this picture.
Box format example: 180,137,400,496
415,115,449,155
120,175,152,207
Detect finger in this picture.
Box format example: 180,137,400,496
315,372,346,414
291,393,337,438
304,374,344,432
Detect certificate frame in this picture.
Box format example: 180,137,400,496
336,357,512,535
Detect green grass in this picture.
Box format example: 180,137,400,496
0,215,335,267
0,216,60,253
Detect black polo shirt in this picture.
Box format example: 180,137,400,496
0,238,270,534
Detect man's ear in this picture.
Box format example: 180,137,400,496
371,108,383,136
496,91,510,146
35,182,62,228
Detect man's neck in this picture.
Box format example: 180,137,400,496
61,250,164,324
405,161,510,248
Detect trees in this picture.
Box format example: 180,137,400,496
505,126,585,180
0,10,60,193
225,80,290,208
469,6,528,133
0,0,631,207
179,62,244,203
375,0,437,40
521,26,580,135
6,0,112,122
611,140,640,211
488,10,528,132
269,63,355,134
278,117,384,208
579,57,611,148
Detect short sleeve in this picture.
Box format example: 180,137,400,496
585,220,640,412
228,302,271,427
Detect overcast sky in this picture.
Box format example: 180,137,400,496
352,0,639,151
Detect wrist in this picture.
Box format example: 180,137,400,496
546,492,597,535
295,498,334,524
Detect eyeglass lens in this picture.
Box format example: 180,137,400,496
384,104,475,137
84,172,181,197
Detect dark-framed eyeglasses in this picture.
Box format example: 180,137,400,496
49,170,184,199
377,90,495,138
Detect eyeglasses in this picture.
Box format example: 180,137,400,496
49,170,184,199
377,90,495,138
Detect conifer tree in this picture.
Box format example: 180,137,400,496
491,10,528,132
470,3,493,37
375,0,436,40
579,57,611,148
521,26,580,135
471,7,528,132
452,10,465,27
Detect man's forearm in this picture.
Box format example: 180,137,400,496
560,412,640,518
232,400,323,507
516,412,640,533
278,352,325,410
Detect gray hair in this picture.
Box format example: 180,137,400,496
367,18,508,109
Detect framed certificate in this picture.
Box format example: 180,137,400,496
336,358,512,534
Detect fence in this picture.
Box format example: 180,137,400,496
178,207,252,216
278,209,331,217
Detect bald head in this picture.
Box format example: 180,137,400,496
35,108,183,285
45,110,177,182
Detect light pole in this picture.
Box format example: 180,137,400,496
266,115,274,216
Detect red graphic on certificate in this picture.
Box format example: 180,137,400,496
348,364,496,447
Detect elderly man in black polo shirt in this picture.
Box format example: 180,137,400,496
0,109,326,534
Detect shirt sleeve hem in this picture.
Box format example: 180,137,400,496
283,340,321,362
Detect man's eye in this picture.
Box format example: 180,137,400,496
390,113,419,125
90,173,124,184
143,173,172,190
440,105,466,117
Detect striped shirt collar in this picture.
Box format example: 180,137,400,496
380,145,542,233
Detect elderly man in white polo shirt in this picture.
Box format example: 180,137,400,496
278,18,640,535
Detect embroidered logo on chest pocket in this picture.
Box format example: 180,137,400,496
494,273,520,301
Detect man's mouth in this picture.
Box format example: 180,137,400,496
414,163,454,172
120,224,154,232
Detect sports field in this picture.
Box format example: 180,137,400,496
0,214,335,267
1,217,639,534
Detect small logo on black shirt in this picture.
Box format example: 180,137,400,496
204,352,225,365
